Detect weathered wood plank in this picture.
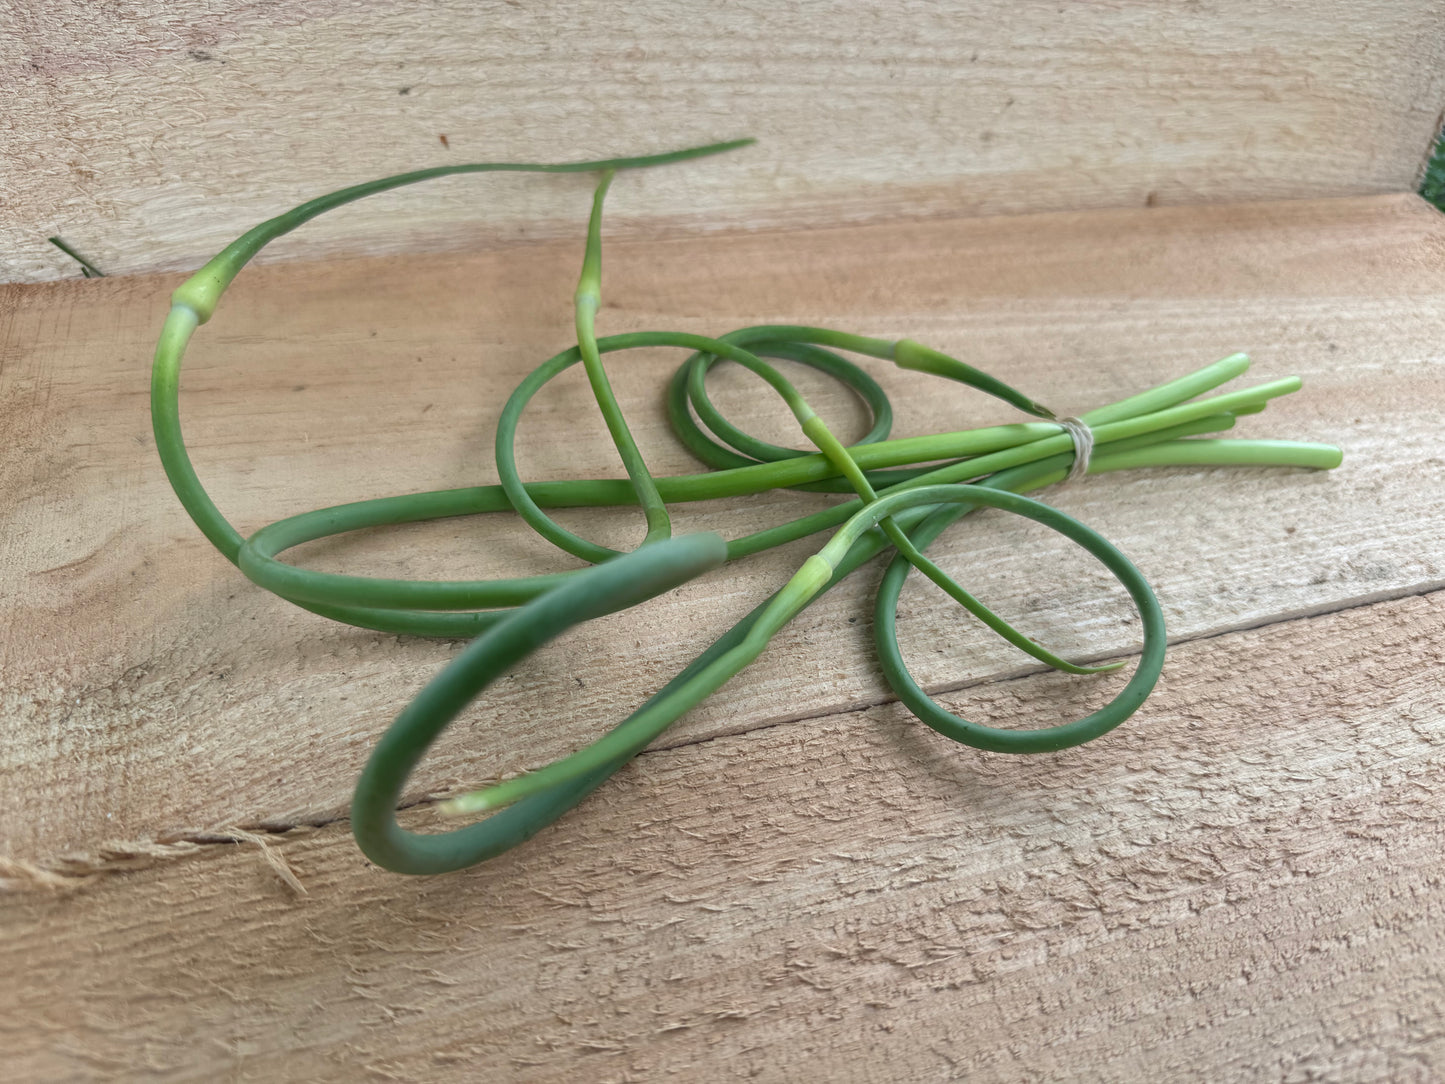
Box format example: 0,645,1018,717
2,194,1443,866
6,1,1445,282
4,592,1442,1081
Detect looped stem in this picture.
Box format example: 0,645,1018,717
352,533,727,875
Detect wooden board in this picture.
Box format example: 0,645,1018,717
3,192,1443,862
4,594,1443,1080
6,1,1445,283
2,193,1444,1079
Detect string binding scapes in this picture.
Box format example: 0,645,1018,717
149,139,1343,875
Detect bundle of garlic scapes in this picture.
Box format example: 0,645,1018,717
150,140,1341,874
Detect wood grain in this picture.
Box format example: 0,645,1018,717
2,194,1443,869
6,1,1445,282
3,191,1444,1081
4,592,1442,1081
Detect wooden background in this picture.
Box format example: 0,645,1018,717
4,193,1444,1079
4,1,1445,1081
5,1,1445,283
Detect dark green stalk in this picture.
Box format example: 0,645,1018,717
47,236,106,277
